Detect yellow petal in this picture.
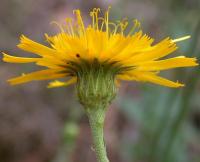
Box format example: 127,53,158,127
136,72,184,88
2,52,40,63
36,60,65,69
17,35,57,57
110,32,154,61
47,77,77,88
8,69,66,85
118,71,184,88
126,38,177,63
136,56,198,71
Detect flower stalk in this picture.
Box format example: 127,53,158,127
76,59,118,162
86,106,109,162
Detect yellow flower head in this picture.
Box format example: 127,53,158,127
3,7,198,88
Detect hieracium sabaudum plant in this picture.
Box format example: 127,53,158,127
3,7,198,162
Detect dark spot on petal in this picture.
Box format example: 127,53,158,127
76,53,80,58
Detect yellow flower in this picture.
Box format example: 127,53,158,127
3,7,198,88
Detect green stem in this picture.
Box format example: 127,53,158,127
86,107,109,162
75,59,118,162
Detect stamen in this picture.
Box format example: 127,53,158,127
44,33,52,44
90,11,95,28
117,18,128,35
66,18,75,37
128,19,141,35
105,6,111,35
98,17,105,31
108,22,119,35
50,21,65,33
91,8,101,30
73,10,86,36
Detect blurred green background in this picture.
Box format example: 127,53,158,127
0,0,200,162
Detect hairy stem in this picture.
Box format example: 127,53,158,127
86,107,109,162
